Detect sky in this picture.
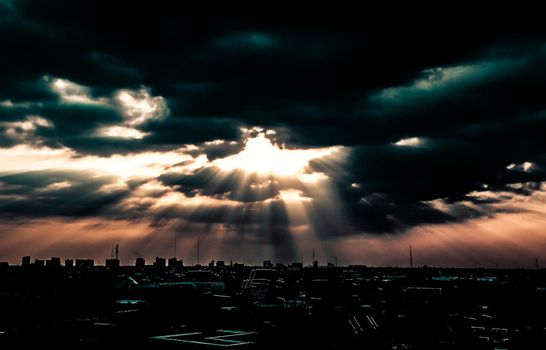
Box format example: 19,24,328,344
1,2,546,266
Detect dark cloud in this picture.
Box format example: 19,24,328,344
0,169,129,217
213,32,280,52
143,117,242,148
1,2,546,236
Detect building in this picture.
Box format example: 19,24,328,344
153,257,166,268
135,257,145,269
22,256,31,267
216,260,225,268
105,258,120,268
168,257,182,268
34,259,45,267
263,260,273,268
65,259,74,268
75,259,94,268
46,257,61,268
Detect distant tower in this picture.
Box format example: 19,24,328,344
135,257,145,269
312,249,315,264
409,245,413,268
115,243,119,260
174,233,177,259
197,232,200,266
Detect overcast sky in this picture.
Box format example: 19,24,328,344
1,2,546,266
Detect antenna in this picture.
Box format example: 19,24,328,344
409,245,413,268
174,233,177,259
312,249,315,263
110,244,114,260
197,232,200,266
115,243,119,260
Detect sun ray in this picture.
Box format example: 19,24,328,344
203,130,349,262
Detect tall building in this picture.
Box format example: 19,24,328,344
46,257,61,268
65,259,74,268
22,256,31,267
168,257,182,268
105,258,120,268
153,257,166,268
135,257,145,269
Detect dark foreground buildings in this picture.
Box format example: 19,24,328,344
1,259,546,349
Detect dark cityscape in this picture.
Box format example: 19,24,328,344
2,252,546,348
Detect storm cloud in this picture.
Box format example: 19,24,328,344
2,1,546,264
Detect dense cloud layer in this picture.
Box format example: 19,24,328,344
1,1,546,255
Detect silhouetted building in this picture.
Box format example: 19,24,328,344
22,256,31,267
216,260,225,268
105,258,120,268
75,259,94,268
209,260,215,268
65,259,73,268
135,257,145,269
153,257,166,268
263,260,273,268
291,262,303,268
168,257,182,268
46,257,61,268
34,259,44,267
348,264,368,269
